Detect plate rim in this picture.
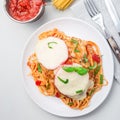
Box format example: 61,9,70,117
21,17,114,117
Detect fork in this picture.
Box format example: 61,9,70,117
84,0,120,64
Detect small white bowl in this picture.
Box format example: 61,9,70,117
4,0,45,23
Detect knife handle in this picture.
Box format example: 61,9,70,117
107,37,120,63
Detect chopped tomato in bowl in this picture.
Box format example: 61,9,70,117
5,0,45,23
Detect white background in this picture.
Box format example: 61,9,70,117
0,0,120,120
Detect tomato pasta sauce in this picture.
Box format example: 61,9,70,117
8,0,43,21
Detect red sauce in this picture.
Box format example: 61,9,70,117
8,0,43,21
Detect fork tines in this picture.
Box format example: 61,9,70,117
84,0,100,17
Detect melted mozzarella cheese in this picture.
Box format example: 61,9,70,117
35,37,68,69
55,63,93,100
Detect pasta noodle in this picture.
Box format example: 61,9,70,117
52,0,74,10
27,28,108,110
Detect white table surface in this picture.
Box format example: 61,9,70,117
0,1,120,120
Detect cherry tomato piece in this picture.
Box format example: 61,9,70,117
55,92,60,98
35,80,41,86
92,54,100,63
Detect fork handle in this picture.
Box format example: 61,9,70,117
107,37,120,63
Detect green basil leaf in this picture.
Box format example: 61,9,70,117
89,62,97,70
71,39,80,53
74,67,88,75
74,48,80,53
100,74,103,84
46,82,50,90
94,64,101,75
63,66,88,75
48,42,57,49
76,89,83,94
62,66,75,72
57,76,69,84
68,102,74,106
88,88,95,96
83,54,88,63
71,39,78,45
38,63,42,73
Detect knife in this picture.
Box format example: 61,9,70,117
105,0,120,35
105,0,120,83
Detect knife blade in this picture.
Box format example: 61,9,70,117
105,0,120,35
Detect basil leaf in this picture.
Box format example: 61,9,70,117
100,74,103,84
63,66,88,75
74,67,88,75
71,39,80,53
83,54,88,63
38,63,42,73
62,67,74,72
88,88,95,96
76,89,83,94
89,62,97,70
57,76,69,84
46,82,50,90
48,42,57,49
74,48,80,53
94,64,101,75
71,39,78,45
68,102,74,106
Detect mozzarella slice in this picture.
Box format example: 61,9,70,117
35,37,68,70
55,63,92,100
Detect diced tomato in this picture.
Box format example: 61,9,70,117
55,92,60,98
92,54,100,63
35,80,41,86
8,0,43,21
35,0,42,6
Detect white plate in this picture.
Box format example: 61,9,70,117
21,18,114,117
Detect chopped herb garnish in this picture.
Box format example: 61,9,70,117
94,64,101,75
68,102,74,106
100,74,103,84
38,63,42,73
62,66,75,72
83,54,88,63
71,39,78,45
89,62,97,70
76,89,83,94
71,39,80,53
46,82,50,90
74,48,80,53
88,88,95,96
57,76,69,84
48,42,57,49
